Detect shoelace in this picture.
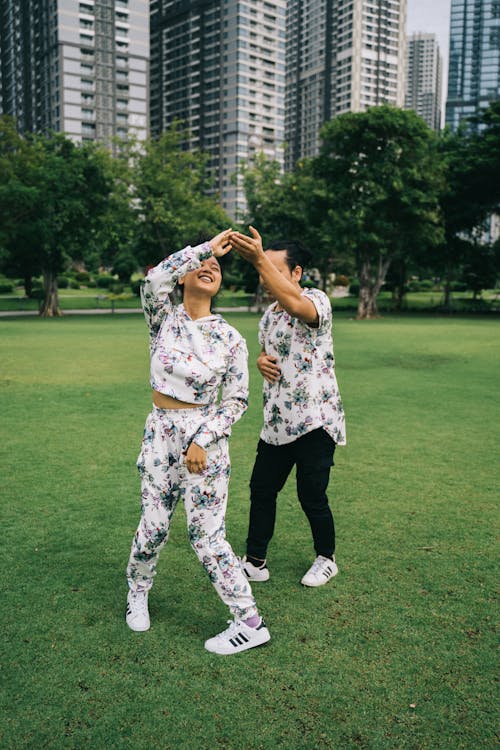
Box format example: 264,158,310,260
128,593,147,613
216,619,241,639
310,557,330,574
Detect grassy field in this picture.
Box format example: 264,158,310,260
0,311,498,749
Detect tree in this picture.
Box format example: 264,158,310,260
240,152,354,292
131,124,230,269
0,121,114,316
0,117,42,296
315,106,444,318
436,102,500,308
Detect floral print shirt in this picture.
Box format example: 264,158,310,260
141,243,249,450
258,288,346,446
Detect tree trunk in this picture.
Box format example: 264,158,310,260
442,264,453,312
39,269,63,317
24,275,33,298
391,259,407,311
356,255,392,320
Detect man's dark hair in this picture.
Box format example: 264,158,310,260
265,239,312,272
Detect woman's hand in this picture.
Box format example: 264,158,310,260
257,350,281,383
185,442,207,474
209,228,233,258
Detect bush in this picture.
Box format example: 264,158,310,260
57,276,69,289
450,281,468,293
349,282,360,296
335,274,350,287
70,280,80,289
109,282,125,294
96,275,116,288
86,280,97,288
419,279,434,291
74,271,90,283
0,281,14,293
130,279,143,297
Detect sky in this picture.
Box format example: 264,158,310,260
406,0,452,111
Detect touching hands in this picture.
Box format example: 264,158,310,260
185,442,207,474
209,228,233,258
257,350,281,383
229,226,265,265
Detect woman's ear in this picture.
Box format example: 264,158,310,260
292,265,303,283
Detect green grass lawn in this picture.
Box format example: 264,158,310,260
0,312,498,749
0,286,499,313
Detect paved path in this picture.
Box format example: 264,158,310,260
0,306,262,318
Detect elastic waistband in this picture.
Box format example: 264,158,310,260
151,403,211,416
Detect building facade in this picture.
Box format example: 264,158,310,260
446,0,500,131
150,0,286,219
285,0,407,169
405,32,443,131
0,0,149,144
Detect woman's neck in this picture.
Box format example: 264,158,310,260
183,296,213,320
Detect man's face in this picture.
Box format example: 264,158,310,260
260,249,302,298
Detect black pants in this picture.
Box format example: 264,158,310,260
246,428,336,560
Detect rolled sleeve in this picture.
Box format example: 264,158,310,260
141,242,213,341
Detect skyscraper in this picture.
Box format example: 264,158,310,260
405,32,443,131
0,0,149,144
285,0,407,169
150,0,286,219
446,0,500,132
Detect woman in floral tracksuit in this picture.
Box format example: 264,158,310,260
125,229,270,655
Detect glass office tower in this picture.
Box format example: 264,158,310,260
0,0,149,145
446,0,500,131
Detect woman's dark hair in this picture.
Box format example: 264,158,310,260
265,239,312,271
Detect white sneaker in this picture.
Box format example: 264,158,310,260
301,555,338,587
204,618,271,655
240,555,270,582
126,589,150,631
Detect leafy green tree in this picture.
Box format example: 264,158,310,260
131,124,230,268
0,121,114,316
85,139,138,278
436,102,500,307
315,106,444,318
0,117,42,295
240,152,353,292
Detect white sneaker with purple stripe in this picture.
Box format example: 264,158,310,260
204,618,271,655
301,555,338,587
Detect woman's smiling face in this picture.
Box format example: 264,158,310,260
179,257,222,298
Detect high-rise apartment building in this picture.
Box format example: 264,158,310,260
0,0,149,144
446,0,500,131
405,32,443,131
285,0,407,168
150,0,286,219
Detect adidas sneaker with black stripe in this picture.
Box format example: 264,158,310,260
204,618,271,655
301,555,338,587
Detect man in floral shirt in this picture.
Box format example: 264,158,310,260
230,227,345,587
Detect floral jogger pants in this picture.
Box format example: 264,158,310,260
126,405,257,620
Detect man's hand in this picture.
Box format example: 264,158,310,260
209,228,233,258
229,226,265,266
185,442,207,474
257,351,281,383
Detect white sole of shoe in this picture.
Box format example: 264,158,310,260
204,629,271,655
